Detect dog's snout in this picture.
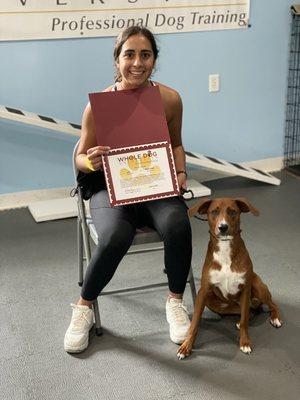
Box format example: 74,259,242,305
218,223,228,234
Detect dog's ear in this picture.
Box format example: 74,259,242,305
235,198,259,216
188,198,212,217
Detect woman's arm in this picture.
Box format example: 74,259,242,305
173,145,187,190
76,103,110,173
167,90,187,190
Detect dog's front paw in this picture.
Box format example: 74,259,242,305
239,338,252,354
177,340,192,360
240,345,252,354
270,318,283,328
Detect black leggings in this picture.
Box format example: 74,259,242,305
81,190,192,301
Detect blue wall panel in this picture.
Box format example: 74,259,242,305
0,1,292,193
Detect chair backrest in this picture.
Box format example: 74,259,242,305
72,140,80,184
72,140,91,221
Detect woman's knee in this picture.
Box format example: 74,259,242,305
160,210,191,240
97,225,134,254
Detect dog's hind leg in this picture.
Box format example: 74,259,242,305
251,273,283,328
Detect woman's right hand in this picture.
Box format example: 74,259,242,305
86,145,111,171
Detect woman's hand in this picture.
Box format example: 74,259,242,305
86,145,110,171
177,172,187,191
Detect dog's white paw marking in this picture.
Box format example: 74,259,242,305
270,318,282,328
177,352,186,360
236,322,240,330
240,346,252,354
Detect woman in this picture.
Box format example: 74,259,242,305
64,26,192,353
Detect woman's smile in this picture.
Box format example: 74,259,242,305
130,70,144,75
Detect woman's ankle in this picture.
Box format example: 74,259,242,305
168,292,183,300
77,297,93,308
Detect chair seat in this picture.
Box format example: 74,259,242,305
133,227,162,246
87,220,162,247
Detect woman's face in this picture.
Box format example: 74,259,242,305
116,34,155,89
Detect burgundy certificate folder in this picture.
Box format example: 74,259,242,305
89,86,170,147
89,86,179,206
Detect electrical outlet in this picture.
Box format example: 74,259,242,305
209,74,220,92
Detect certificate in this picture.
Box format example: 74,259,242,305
102,142,180,206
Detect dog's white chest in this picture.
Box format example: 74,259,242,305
210,241,245,298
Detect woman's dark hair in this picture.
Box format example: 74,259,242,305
114,26,159,82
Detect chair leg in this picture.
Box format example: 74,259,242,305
188,267,197,306
82,226,92,264
93,299,103,336
78,210,103,336
80,221,104,336
77,217,84,287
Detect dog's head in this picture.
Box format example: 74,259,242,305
188,197,259,239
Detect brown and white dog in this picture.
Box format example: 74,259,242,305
178,197,282,359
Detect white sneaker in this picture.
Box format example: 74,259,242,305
166,297,191,344
64,303,94,353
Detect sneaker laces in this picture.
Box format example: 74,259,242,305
169,302,189,325
70,304,91,331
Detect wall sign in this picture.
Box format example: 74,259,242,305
0,1,250,41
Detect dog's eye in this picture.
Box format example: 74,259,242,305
210,209,219,217
228,209,238,217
